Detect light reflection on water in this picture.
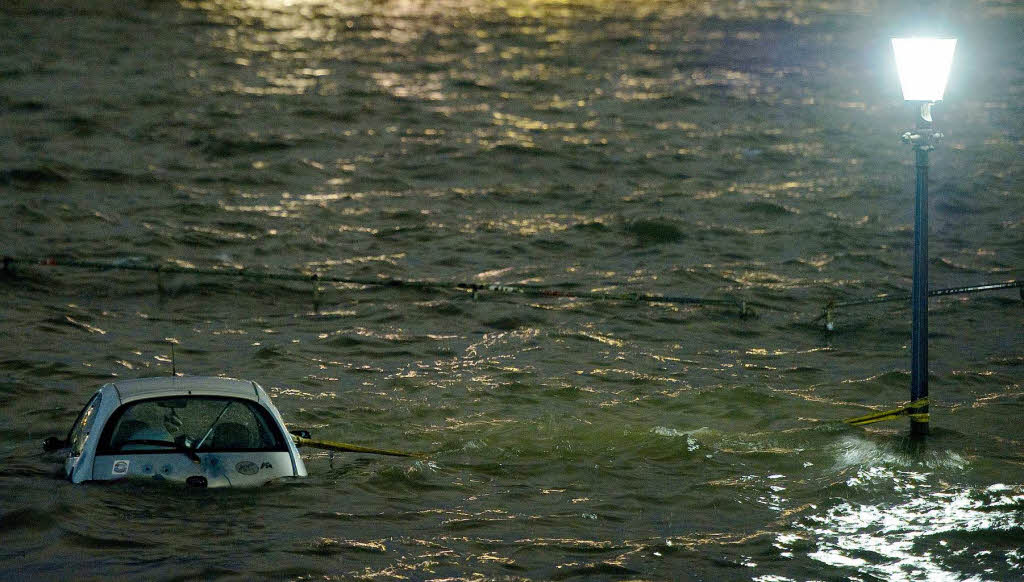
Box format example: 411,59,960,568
800,478,1024,580
783,435,1021,581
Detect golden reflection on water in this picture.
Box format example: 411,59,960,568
109,2,1024,580
182,0,872,114
188,0,887,23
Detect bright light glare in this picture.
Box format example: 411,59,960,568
891,38,957,101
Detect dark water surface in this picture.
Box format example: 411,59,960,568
2,0,1022,580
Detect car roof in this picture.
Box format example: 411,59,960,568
108,376,260,404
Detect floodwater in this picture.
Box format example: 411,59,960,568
1,0,1022,579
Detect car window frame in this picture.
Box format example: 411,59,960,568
67,392,103,458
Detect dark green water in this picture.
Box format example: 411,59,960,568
1,0,1022,579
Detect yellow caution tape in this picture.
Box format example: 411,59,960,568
292,435,421,458
844,398,929,426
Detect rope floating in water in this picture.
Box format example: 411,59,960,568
3,255,1019,324
3,255,752,313
827,280,1023,309
817,279,1022,330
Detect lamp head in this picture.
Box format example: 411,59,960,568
891,37,957,102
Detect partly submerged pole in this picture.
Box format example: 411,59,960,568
909,124,931,436
902,103,944,436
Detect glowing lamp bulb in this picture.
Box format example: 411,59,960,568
892,37,957,101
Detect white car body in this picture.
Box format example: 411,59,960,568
59,376,307,487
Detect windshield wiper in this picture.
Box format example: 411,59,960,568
194,401,235,452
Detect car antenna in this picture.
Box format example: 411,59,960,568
166,337,179,376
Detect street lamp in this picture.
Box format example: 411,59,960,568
891,37,957,436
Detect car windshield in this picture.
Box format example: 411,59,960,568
100,397,285,453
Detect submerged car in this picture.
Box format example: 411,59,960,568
44,376,308,487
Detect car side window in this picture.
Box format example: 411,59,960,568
68,393,102,457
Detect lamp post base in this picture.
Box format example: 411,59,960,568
910,417,929,436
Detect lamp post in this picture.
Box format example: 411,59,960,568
891,37,957,436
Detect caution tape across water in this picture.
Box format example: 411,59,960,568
844,398,930,426
291,434,421,458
